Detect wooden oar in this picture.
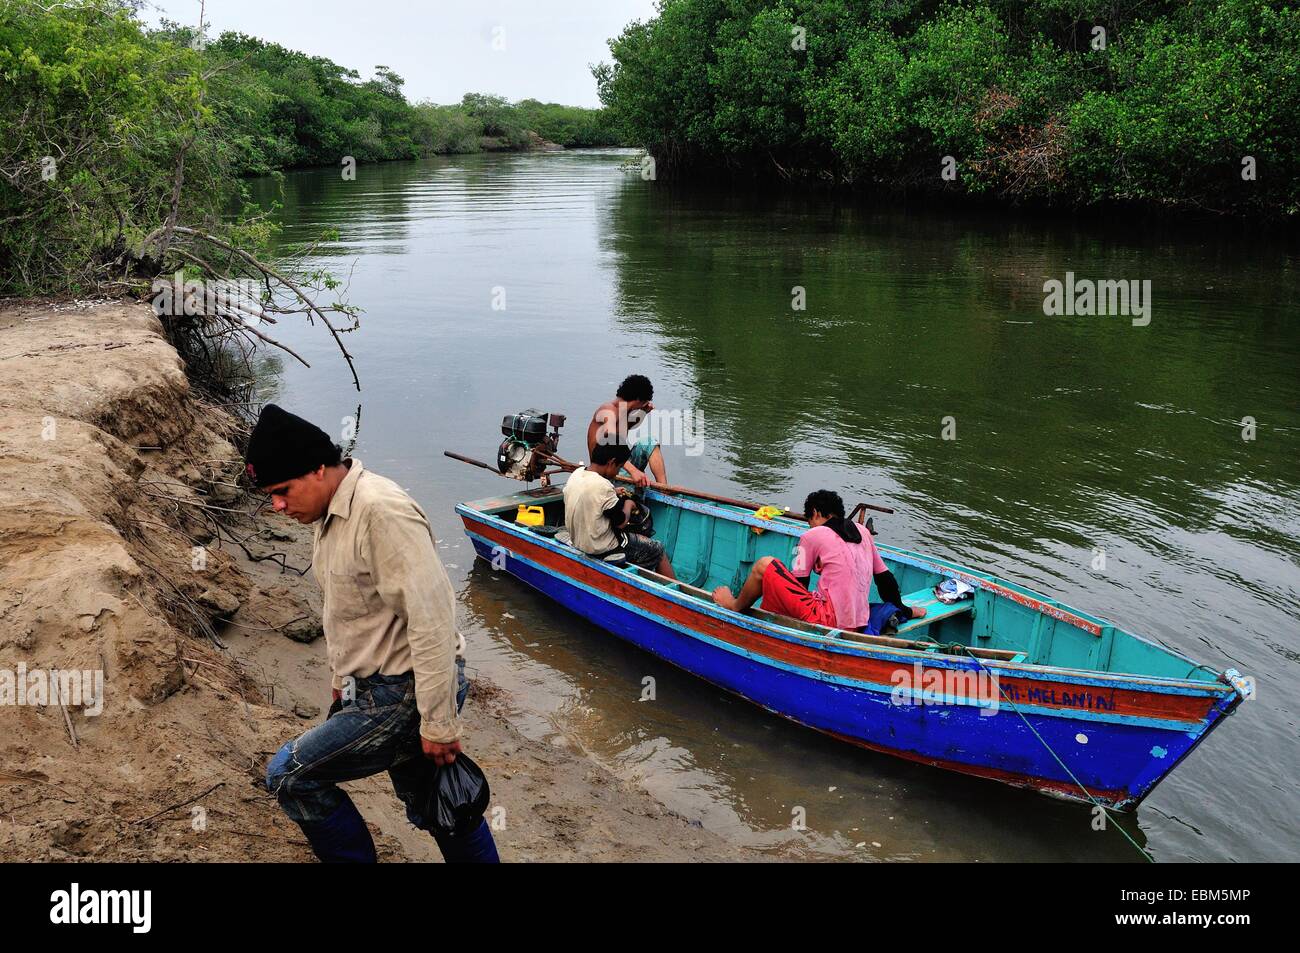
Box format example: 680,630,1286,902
443,450,501,473
442,449,896,518
535,450,895,517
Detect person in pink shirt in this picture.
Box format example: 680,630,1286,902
713,490,926,632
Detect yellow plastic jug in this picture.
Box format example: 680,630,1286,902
516,504,545,527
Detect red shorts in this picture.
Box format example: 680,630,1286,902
760,559,836,627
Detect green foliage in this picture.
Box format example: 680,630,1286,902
0,0,624,292
597,0,1300,215
512,99,623,148
806,29,908,174
459,93,531,149
0,0,240,293
707,7,803,154
161,28,623,166
595,1,725,165
1066,0,1298,210
456,93,622,149
411,103,483,154
201,33,428,170
899,6,1011,158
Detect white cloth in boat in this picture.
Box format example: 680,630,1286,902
311,459,462,744
563,465,623,556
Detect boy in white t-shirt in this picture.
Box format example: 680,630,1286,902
563,442,676,578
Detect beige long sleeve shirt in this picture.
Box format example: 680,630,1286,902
311,459,462,743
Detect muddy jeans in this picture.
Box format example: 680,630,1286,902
266,663,498,863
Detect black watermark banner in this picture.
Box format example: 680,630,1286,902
0,862,1277,940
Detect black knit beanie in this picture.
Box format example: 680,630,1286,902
244,404,339,488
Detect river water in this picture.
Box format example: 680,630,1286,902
248,149,1299,862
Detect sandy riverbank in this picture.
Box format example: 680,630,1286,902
0,298,761,862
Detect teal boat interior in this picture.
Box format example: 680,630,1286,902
471,486,1227,688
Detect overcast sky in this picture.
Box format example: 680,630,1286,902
142,0,659,107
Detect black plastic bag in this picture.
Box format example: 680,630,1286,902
624,498,655,538
424,753,491,837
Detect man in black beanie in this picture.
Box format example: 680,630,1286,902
248,404,499,863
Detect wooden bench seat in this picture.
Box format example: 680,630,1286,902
894,586,975,635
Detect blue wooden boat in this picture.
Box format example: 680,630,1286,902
456,485,1252,810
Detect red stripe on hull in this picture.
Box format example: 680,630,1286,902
463,516,1221,726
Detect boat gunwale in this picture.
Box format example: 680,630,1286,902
456,496,1234,699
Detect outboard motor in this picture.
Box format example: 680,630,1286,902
497,409,565,482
